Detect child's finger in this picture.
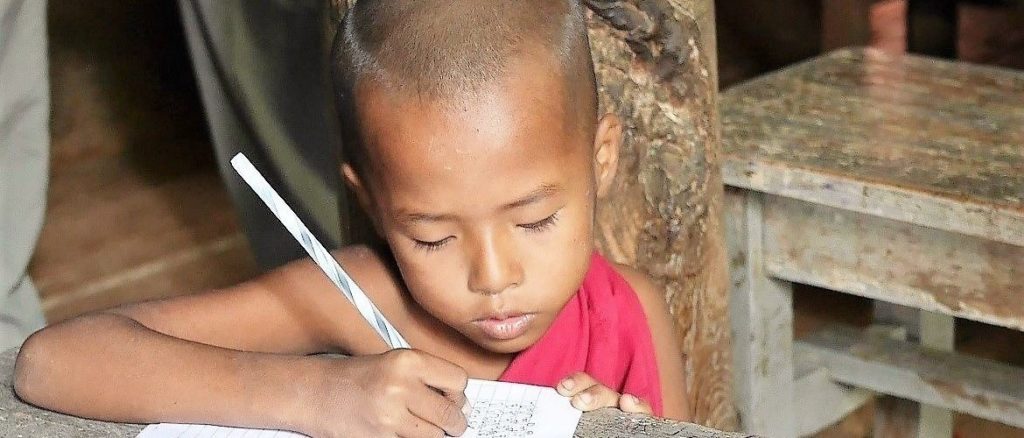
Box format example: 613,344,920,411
407,386,468,437
404,350,469,399
396,411,448,438
618,393,654,415
556,371,598,397
569,383,620,411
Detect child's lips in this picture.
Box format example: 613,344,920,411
472,313,536,341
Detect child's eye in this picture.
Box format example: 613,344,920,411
413,236,453,252
519,211,560,233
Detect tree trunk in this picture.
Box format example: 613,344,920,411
583,0,734,429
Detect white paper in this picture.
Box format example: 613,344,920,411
136,423,305,438
137,379,581,438
461,379,582,438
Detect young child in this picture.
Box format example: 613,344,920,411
14,0,689,436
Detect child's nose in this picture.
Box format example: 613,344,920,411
467,236,523,296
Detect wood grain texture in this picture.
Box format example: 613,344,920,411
721,48,1024,247
763,195,1024,331
326,0,736,429
798,324,1024,429
724,189,794,436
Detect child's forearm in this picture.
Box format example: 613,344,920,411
14,313,320,433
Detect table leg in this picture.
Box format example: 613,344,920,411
918,311,955,438
726,189,795,437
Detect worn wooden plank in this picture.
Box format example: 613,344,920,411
0,349,751,438
725,188,795,436
871,306,922,438
574,409,756,438
792,352,873,436
918,312,955,438
762,195,1024,331
721,48,1024,247
797,324,1024,429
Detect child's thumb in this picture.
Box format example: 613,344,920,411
618,393,653,415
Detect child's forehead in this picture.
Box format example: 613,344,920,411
356,57,581,146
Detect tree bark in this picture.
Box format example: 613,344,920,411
583,0,734,430
326,0,735,430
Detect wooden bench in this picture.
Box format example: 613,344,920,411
722,47,1024,437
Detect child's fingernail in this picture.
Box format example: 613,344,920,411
629,394,640,404
462,400,473,418
561,378,575,390
579,392,592,406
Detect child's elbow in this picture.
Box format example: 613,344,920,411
13,329,57,406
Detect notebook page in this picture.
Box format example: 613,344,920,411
138,379,581,438
136,423,304,438
462,379,581,438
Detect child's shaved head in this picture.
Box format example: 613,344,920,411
332,0,598,173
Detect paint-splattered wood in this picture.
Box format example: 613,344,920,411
797,324,1024,429
721,47,1024,247
763,195,1024,331
0,349,752,438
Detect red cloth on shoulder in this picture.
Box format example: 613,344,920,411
498,252,664,416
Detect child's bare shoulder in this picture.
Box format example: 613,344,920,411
612,263,691,420
611,263,664,307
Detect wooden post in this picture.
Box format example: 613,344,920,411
584,0,736,430
326,0,735,430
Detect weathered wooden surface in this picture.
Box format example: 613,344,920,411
0,349,752,438
721,48,1024,436
721,47,1024,247
327,0,736,429
762,195,1024,331
797,324,1024,429
917,312,955,438
723,188,794,436
584,1,734,429
792,332,873,436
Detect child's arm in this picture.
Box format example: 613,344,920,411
13,247,469,437
554,265,691,422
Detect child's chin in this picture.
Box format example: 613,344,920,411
472,332,539,354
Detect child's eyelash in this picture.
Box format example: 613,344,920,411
414,212,559,251
413,236,452,252
519,212,560,233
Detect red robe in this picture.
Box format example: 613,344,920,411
498,253,664,416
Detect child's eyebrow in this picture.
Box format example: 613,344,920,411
500,184,561,211
397,184,561,224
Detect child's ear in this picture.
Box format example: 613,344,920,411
341,163,382,234
592,112,622,198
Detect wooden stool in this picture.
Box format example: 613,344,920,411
722,48,1024,437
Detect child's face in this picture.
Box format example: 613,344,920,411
345,56,621,354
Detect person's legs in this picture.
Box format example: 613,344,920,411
0,0,50,350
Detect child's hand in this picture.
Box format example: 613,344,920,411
556,372,653,415
309,349,469,438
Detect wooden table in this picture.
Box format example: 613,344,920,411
723,47,1024,437
0,349,750,438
